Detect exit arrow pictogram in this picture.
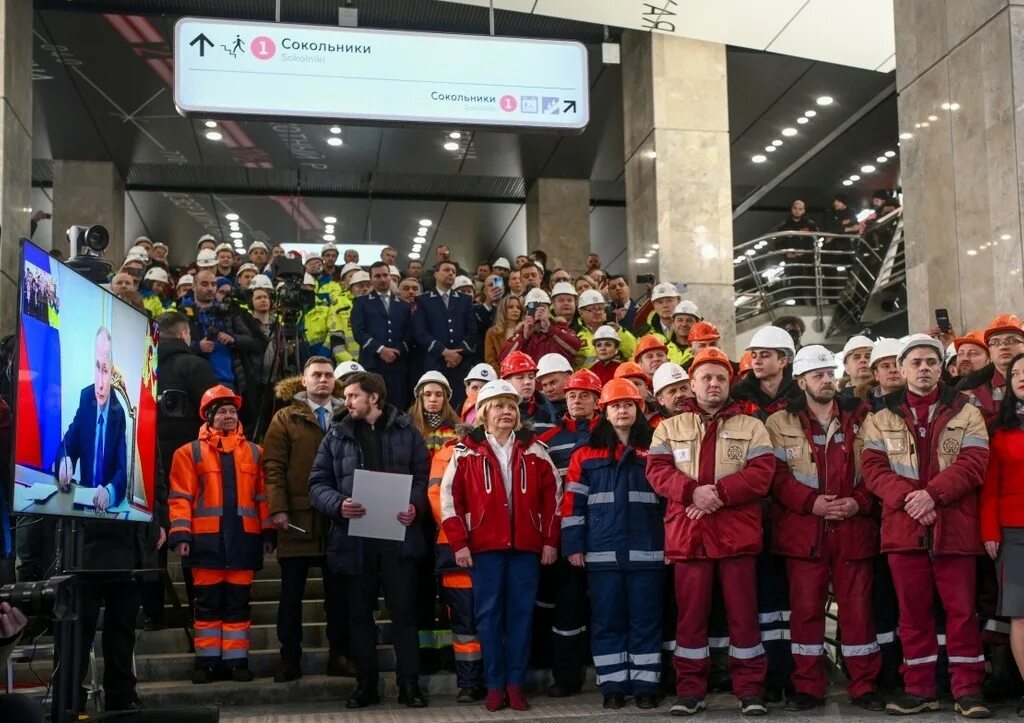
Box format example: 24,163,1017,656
190,33,214,57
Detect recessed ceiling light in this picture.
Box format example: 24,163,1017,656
884,151,896,158
449,131,461,140
1001,234,1012,240
966,249,978,256
634,258,650,264
417,227,428,236
745,249,756,256
784,299,797,306
443,141,459,151
860,165,876,173
765,146,776,152
409,252,421,260
411,237,421,243
816,96,834,106
419,219,433,226
772,139,783,147
229,222,240,230
412,243,422,251
837,266,846,272
329,125,342,134
781,127,797,137
323,234,336,242
326,137,343,147
842,180,853,186
927,115,938,121
204,120,218,128
796,117,808,125
850,174,861,181
230,231,243,239
877,156,887,163
645,150,657,160
225,212,239,221
804,110,817,118
899,132,913,139
323,216,337,224
652,244,660,250
205,131,223,141
921,121,930,127
751,154,767,163
949,102,960,111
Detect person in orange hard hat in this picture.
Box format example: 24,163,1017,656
953,330,990,378
958,315,1024,424
169,385,274,684
635,335,670,378
615,362,663,427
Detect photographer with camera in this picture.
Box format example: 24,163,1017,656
498,288,582,368
0,602,44,722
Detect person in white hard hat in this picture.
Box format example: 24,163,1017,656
321,243,339,278
176,273,195,300
196,248,218,270
333,360,364,382
500,287,582,368
732,325,800,415
535,353,573,416
462,363,498,424
196,234,217,252
492,257,511,279
120,252,146,280
453,275,475,297
348,270,371,297
235,263,259,290
213,243,236,279
589,325,625,385
666,300,702,368
574,289,637,370
653,362,692,415
764,345,883,713
550,282,577,322
133,236,153,253
304,252,323,280
248,241,269,271
859,338,906,412
638,282,681,342
126,244,150,263
141,266,172,317
839,335,874,398
150,241,169,263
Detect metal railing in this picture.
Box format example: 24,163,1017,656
733,209,904,335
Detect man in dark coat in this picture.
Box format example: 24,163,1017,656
351,262,414,410
308,372,430,710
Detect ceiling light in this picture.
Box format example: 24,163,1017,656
645,150,657,160
443,141,459,151
849,174,860,181
884,150,896,158
229,222,240,230
949,102,960,111
326,137,343,147
409,252,421,260
816,96,834,106
419,219,433,227
781,127,798,136
412,244,422,252
323,234,336,242
734,257,744,264
804,110,817,118
205,120,219,129
230,231,243,239
634,257,650,264
765,145,775,152
860,165,876,173
837,266,846,272
927,115,938,121
411,237,421,244
899,132,913,139
652,244,660,250
966,249,978,256
751,154,767,163
784,299,797,306
449,132,461,140
417,227,428,236
225,212,239,221
745,249,756,256
921,121,930,127
1002,234,1012,240
796,117,808,124
843,180,853,186
645,250,656,257
329,125,342,134
205,131,223,141
941,102,951,110
324,225,334,233
877,156,887,163
772,139,783,147
323,216,337,224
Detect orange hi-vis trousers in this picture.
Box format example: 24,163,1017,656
193,568,255,669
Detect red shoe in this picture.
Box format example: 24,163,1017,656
485,689,507,712
506,685,529,711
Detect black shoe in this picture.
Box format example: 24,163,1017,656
955,695,991,719
398,682,428,708
670,696,706,716
636,694,660,709
456,686,487,703
763,685,785,703
326,653,357,677
191,667,215,685
886,693,940,715
273,658,302,683
548,682,583,697
853,692,886,711
603,692,626,709
785,692,824,712
142,617,164,632
740,696,768,716
104,693,142,711
346,685,381,709
230,667,254,682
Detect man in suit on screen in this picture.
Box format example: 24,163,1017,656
54,326,128,512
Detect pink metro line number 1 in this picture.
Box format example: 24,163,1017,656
251,36,276,60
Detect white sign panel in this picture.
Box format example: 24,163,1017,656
174,17,590,131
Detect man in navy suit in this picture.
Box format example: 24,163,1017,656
352,262,414,410
412,260,477,409
55,326,128,512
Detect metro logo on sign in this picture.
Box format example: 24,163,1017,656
174,17,590,131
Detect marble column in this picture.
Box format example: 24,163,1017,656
620,31,736,354
51,161,125,264
525,178,590,277
0,0,33,335
895,0,1024,332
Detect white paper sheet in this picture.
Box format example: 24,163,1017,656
347,469,413,542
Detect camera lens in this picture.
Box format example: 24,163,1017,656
84,225,110,253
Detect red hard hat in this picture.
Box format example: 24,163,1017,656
689,347,733,380
199,385,242,419
613,361,651,387
634,334,668,362
564,369,602,395
688,321,721,343
984,314,1024,344
500,351,537,379
598,378,644,408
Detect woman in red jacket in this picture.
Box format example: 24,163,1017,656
439,379,560,712
981,353,1024,716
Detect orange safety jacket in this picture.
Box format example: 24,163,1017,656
168,424,273,570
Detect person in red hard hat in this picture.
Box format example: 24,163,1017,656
500,351,558,435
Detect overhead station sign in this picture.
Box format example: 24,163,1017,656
174,17,589,131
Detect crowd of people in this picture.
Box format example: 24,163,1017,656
9,232,1024,720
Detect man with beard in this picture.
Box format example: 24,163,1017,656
653,363,691,417
839,336,874,400
765,346,883,712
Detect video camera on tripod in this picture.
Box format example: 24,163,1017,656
270,255,315,321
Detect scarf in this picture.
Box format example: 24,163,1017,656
425,412,444,430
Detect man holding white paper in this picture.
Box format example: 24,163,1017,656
308,371,430,710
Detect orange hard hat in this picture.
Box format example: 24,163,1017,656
634,334,669,362
688,321,721,343
738,350,754,376
565,369,603,395
598,378,644,408
199,385,242,419
613,361,651,386
500,351,537,378
954,330,988,353
689,347,734,380
984,314,1024,344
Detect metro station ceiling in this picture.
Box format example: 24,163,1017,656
30,0,898,269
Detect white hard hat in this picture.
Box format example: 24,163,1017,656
152,241,168,251
493,257,511,270
673,300,701,319
321,242,337,254
349,270,370,285
898,333,944,363
196,233,216,248
578,289,605,308
537,353,573,378
143,267,169,284
126,245,149,261
389,265,402,278
551,281,577,298
196,249,217,268
466,363,497,384
651,282,681,301
334,360,365,380
237,263,258,275
475,379,522,408
214,242,234,255
945,342,957,362
592,325,621,344
870,338,904,368
123,253,147,266
248,241,268,253
134,235,152,246
340,262,362,277
249,274,273,291
842,334,874,362
524,288,551,305
453,275,473,290
176,273,194,288
415,370,452,397
792,345,835,376
653,362,689,395
747,326,796,358
303,273,317,286
305,252,322,264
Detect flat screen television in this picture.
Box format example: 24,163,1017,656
11,240,157,522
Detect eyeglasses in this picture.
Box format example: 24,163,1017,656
989,337,1024,348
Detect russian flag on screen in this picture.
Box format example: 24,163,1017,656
15,245,62,471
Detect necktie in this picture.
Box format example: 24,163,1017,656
94,414,105,487
442,292,449,309
382,294,390,312
316,406,329,432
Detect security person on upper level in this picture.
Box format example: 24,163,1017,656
352,261,414,411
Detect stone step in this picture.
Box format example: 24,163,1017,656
111,622,333,656
169,576,325,602
166,556,283,582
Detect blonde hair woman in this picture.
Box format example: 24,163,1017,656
484,295,523,370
